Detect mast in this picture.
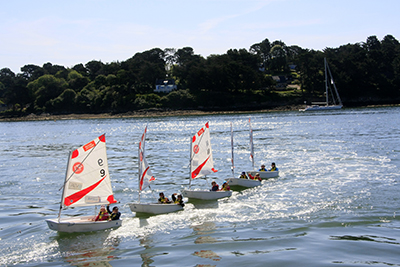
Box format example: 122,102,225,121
324,57,329,105
58,151,72,221
326,59,343,106
230,122,235,177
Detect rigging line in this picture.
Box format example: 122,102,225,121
58,134,105,191
148,185,157,200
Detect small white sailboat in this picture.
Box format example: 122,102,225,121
300,57,343,111
181,122,232,200
129,127,184,215
225,122,261,188
46,134,122,233
246,118,279,179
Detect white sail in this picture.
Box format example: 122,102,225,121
138,126,155,191
61,134,117,208
249,118,254,169
190,122,218,179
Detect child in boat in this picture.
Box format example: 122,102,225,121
172,193,185,207
239,171,248,179
220,181,231,191
107,205,121,220
268,162,279,171
158,192,171,204
259,164,267,171
94,205,110,221
210,181,219,191
248,173,262,181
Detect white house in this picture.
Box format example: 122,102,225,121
155,79,177,93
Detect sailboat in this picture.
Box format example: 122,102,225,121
225,122,261,188
46,134,122,233
246,118,279,179
300,57,343,111
181,122,232,200
129,126,184,215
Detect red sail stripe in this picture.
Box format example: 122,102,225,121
64,176,106,206
191,156,210,179
139,166,150,190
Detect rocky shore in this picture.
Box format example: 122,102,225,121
1,104,398,122
0,105,305,122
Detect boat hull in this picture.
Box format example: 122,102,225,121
225,178,261,188
299,105,342,111
247,171,279,179
129,203,183,215
181,189,232,200
45,216,122,233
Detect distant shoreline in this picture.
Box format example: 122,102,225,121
0,104,398,122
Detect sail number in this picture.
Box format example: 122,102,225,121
98,158,106,177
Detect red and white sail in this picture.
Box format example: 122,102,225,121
62,134,117,208
138,126,155,191
190,122,218,179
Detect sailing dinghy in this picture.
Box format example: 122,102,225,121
181,122,232,200
129,127,184,215
46,134,122,233
225,122,261,188
246,118,279,179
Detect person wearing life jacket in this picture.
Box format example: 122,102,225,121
158,192,171,204
239,171,248,179
259,164,267,171
107,205,121,220
171,193,185,207
248,173,262,181
220,181,231,191
210,181,219,191
94,205,110,221
269,162,279,172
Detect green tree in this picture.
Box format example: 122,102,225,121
27,74,68,111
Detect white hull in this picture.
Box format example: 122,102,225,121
225,178,261,188
299,105,342,111
181,189,232,200
46,216,122,233
247,171,279,179
129,203,183,215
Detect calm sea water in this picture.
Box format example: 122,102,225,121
1,107,399,267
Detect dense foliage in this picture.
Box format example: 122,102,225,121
1,35,400,116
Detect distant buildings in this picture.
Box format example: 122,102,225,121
155,79,177,93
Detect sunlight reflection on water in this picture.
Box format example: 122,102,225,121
1,107,400,266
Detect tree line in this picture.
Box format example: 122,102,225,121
1,34,399,116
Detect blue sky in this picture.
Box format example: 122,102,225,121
1,0,399,74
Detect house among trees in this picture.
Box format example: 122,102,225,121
272,76,288,90
155,79,177,93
